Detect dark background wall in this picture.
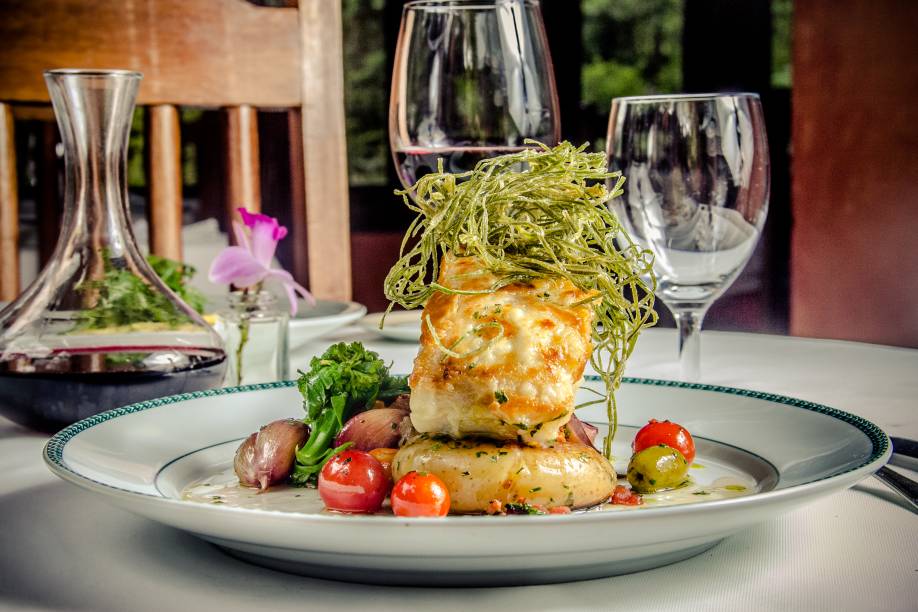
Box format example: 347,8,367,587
790,0,918,347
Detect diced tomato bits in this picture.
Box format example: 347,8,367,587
610,484,643,506
486,499,504,515
548,505,572,514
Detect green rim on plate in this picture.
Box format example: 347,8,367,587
45,376,889,490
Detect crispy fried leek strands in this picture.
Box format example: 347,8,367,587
384,141,657,458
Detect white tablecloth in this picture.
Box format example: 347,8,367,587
1,328,916,611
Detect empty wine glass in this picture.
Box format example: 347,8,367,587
389,0,560,190
606,93,770,380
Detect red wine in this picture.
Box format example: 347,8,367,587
0,347,227,433
394,146,535,186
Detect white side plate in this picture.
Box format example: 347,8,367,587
288,300,366,350
359,310,422,342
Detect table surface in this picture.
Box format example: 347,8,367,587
1,328,916,612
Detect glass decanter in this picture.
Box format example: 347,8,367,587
0,69,226,432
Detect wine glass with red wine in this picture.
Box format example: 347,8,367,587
389,0,560,190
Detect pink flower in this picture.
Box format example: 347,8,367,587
209,208,314,315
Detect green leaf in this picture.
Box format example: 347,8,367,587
75,251,208,331
147,254,206,314
290,342,409,484
76,250,193,330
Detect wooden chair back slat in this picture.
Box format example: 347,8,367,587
299,2,351,301
146,105,184,260
0,0,302,107
0,104,18,301
225,105,262,218
11,106,55,122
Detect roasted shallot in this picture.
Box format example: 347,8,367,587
234,418,310,491
334,407,411,451
567,415,600,448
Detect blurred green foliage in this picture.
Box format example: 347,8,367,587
181,108,204,187
771,0,792,88
342,0,388,186
128,108,145,189
581,0,683,112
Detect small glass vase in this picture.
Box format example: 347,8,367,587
214,291,289,386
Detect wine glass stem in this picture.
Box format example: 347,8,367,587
674,309,706,381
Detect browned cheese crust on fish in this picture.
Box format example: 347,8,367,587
409,255,596,446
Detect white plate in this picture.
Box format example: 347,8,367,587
288,299,366,350
358,310,422,342
44,377,889,586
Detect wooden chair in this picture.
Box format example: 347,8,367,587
0,0,352,301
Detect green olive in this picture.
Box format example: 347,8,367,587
626,444,689,493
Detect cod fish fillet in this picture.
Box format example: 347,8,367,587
408,255,595,446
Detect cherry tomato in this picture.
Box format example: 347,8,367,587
318,449,389,513
369,447,398,481
391,471,450,517
632,419,695,464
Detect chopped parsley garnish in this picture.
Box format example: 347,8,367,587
494,390,509,404
76,251,202,330
504,502,545,515
147,254,206,314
